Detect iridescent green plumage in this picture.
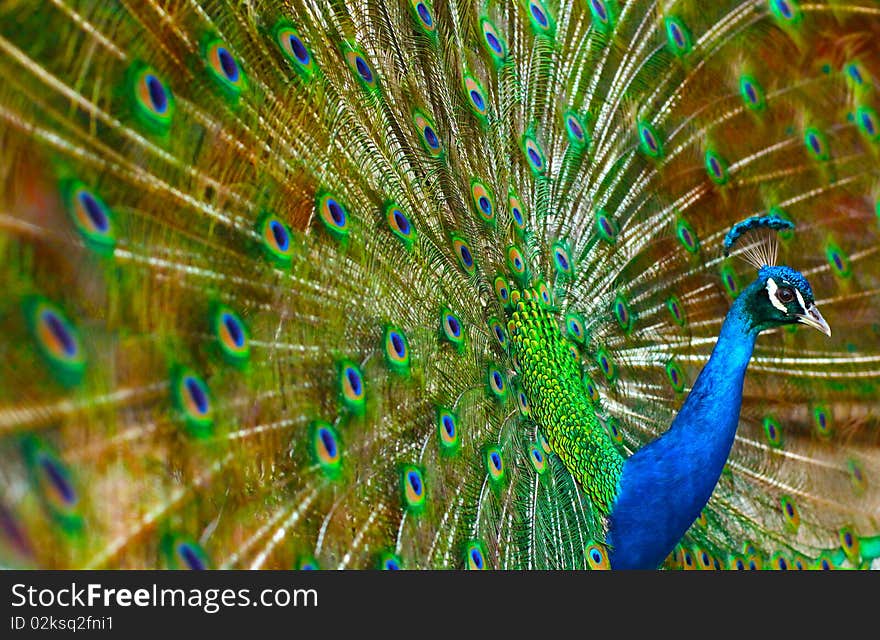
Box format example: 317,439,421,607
510,290,623,513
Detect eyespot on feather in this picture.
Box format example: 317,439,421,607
704,149,730,185
613,294,633,332
480,18,507,62
769,0,803,25
385,203,417,249
317,193,351,240
470,179,496,225
297,556,320,570
553,242,574,277
256,213,294,266
463,74,489,119
804,127,830,162
595,209,619,244
527,0,554,34
813,404,832,437
24,297,86,386
487,365,508,402
22,438,81,531
780,495,800,532
665,16,692,56
383,325,410,374
720,263,740,298
452,235,476,275
666,295,686,327
171,368,214,437
676,218,700,254
485,446,505,482
665,359,686,393
564,111,589,149
64,181,116,253
596,347,616,382
162,534,210,570
583,373,601,403
506,244,528,281
739,75,766,111
508,191,526,233
856,106,879,143
529,443,547,474
488,317,507,350
343,43,380,92
763,415,783,448
517,389,530,417
408,0,436,34
465,541,488,570
379,552,402,570
310,420,342,476
338,360,366,414
586,542,610,570
129,63,174,131
440,308,465,350
413,109,443,157
436,408,460,454
400,465,426,512
521,134,547,174
274,23,317,79
203,38,247,97
637,120,663,158
212,305,250,365
494,275,511,306
536,281,553,308
566,314,586,344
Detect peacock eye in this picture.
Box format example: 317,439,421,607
776,287,795,304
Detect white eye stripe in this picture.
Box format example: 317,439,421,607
794,288,808,315
765,278,789,313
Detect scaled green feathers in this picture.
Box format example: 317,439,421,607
510,289,623,512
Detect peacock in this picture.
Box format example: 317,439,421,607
0,0,879,571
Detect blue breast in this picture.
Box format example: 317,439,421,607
606,296,758,569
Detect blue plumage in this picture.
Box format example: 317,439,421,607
608,259,829,568
608,282,759,568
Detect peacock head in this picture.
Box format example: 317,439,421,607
746,265,830,336
724,214,830,337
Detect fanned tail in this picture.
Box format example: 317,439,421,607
1,0,878,570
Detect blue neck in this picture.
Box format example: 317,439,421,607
606,293,758,569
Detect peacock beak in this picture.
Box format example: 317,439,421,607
796,303,831,337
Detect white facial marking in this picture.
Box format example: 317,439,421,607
765,277,788,313
794,288,808,315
